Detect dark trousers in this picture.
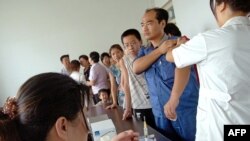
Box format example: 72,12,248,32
133,108,156,130
93,93,101,104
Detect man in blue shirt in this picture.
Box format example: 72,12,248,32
133,8,199,141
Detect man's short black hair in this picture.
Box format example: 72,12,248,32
60,54,69,62
145,7,169,24
121,29,142,44
70,60,80,70
89,51,100,63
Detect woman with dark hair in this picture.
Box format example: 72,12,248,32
0,73,139,141
164,0,250,140
108,44,127,110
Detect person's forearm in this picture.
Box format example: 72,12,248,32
111,84,117,105
123,83,132,110
119,59,132,109
171,67,191,99
133,48,162,74
86,80,94,86
120,70,131,109
109,73,117,104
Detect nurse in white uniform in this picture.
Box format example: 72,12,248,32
164,0,250,140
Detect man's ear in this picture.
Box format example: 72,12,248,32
139,40,143,45
160,20,166,29
54,117,69,140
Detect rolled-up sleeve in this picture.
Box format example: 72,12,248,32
136,47,146,59
133,47,146,65
173,34,207,68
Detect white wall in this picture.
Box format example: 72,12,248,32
0,0,154,105
154,0,169,8
172,0,217,37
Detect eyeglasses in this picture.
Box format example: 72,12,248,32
124,41,137,49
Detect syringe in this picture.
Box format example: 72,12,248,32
143,116,148,138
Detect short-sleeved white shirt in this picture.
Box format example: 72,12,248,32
70,71,86,84
173,16,250,141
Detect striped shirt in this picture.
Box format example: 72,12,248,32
123,55,152,109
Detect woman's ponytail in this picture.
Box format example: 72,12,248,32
0,97,21,141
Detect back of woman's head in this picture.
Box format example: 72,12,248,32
210,0,250,14
0,114,21,141
1,73,88,141
1,96,22,141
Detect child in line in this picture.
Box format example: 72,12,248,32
96,89,112,106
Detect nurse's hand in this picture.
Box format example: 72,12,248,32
164,96,179,121
176,36,189,46
158,40,177,54
111,130,139,141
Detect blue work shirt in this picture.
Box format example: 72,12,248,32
135,35,199,117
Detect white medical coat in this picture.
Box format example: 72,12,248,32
70,71,86,84
172,16,250,141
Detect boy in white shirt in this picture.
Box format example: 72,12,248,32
70,60,86,84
